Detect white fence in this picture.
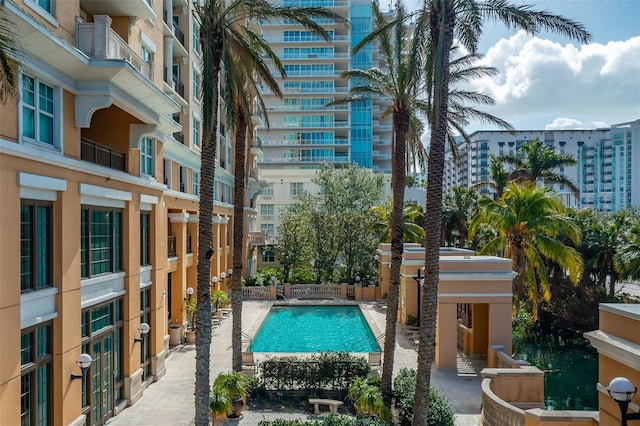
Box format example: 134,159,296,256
289,284,341,299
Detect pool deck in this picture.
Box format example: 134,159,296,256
106,300,483,426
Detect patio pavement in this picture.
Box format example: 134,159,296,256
106,300,482,426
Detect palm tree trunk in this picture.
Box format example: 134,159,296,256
231,106,247,372
381,109,410,402
195,80,219,426
413,1,454,424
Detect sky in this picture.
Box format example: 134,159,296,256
405,0,640,132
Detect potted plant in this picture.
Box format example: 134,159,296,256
213,371,250,418
185,297,197,343
211,289,230,312
209,384,232,426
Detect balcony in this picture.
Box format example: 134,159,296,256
80,0,156,21
168,236,177,257
173,132,184,144
81,137,126,172
249,231,269,246
173,26,185,47
77,19,152,81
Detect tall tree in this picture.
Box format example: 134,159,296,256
414,2,590,423
330,1,431,400
501,137,578,194
442,185,478,248
0,3,20,103
471,154,509,199
469,182,583,317
192,1,342,423
370,201,425,244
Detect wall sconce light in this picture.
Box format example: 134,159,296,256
186,286,194,300
608,377,640,426
71,353,92,381
374,254,379,262
220,272,226,280
227,269,233,277
211,276,219,287
134,322,151,343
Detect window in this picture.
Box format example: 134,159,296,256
179,166,187,192
192,117,201,147
262,184,274,196
262,249,275,263
140,288,151,379
21,74,56,147
21,201,52,292
140,212,151,266
192,171,200,196
21,322,52,426
261,223,274,237
193,69,201,100
260,204,274,215
140,137,155,177
290,182,303,196
81,207,123,278
141,45,152,62
192,22,200,55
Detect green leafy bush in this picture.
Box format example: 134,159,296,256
393,368,454,426
259,352,369,395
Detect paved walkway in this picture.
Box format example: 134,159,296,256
107,300,482,425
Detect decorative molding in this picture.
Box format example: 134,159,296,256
80,183,132,208
584,330,640,370
18,172,67,200
168,212,190,223
75,94,113,128
130,124,158,149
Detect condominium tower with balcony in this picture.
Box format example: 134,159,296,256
442,119,640,211
253,0,394,254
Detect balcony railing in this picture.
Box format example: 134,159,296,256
172,76,185,98
174,26,185,47
77,19,152,80
81,138,126,171
168,236,177,257
173,132,184,144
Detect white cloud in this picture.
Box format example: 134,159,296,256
465,31,640,130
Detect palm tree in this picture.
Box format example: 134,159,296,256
192,1,342,423
442,185,478,248
471,154,509,198
0,4,20,103
370,201,425,244
501,137,579,194
414,2,590,423
616,210,640,282
331,0,431,400
469,182,583,316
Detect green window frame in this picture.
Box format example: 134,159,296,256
21,74,55,146
81,207,123,278
140,212,151,266
21,201,52,292
21,322,52,426
140,137,155,177
140,287,152,379
260,204,274,215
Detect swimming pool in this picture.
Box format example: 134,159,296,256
249,305,381,353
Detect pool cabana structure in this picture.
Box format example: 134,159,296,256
377,243,516,368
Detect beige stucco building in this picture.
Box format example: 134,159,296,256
0,0,262,424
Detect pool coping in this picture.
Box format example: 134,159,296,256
243,299,384,358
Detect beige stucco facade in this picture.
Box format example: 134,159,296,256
585,304,640,426
376,243,516,368
0,0,262,424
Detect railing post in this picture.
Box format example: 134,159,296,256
93,15,112,59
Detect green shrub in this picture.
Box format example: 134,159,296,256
393,368,455,426
288,267,315,284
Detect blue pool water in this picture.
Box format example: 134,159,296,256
249,305,381,353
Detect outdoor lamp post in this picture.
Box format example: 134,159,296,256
211,276,219,290
412,269,424,327
71,353,93,381
134,322,150,343
608,377,640,425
